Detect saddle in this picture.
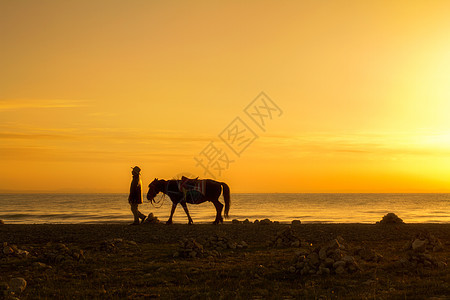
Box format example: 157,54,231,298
178,176,205,196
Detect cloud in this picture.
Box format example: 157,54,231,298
0,99,87,111
259,131,450,157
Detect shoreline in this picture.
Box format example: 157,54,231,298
1,223,449,298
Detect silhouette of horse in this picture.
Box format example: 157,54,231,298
147,177,230,224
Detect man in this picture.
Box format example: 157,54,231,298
129,166,146,225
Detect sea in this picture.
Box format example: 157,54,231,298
0,193,449,224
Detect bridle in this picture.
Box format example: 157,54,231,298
148,180,166,209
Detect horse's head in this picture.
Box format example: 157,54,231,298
147,178,162,203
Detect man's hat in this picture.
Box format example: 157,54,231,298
132,166,141,173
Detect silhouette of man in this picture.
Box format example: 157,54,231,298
129,166,146,225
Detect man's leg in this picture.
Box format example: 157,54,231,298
130,203,140,224
136,205,146,223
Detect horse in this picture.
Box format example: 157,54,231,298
147,177,230,225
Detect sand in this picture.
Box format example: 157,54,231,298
1,222,449,299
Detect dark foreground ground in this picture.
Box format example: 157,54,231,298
1,222,449,299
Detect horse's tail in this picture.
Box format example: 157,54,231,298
220,182,230,218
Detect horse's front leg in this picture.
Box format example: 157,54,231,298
180,202,194,225
166,202,177,225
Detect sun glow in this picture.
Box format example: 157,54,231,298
1,1,450,192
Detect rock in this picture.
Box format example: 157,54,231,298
411,239,427,252
127,241,138,246
269,227,303,248
290,236,360,276
324,257,334,267
16,249,29,258
319,248,328,260
307,253,320,266
290,240,300,248
396,236,444,271
342,255,355,264
240,241,248,248
356,247,382,262
324,239,341,250
9,278,26,294
0,220,4,224
363,279,376,285
232,219,241,224
333,260,346,269
143,213,160,224
402,233,443,254
377,213,404,225
3,246,14,255
259,218,272,225
204,234,247,253
243,219,250,224
175,238,205,258
291,220,301,225
33,262,50,269
254,219,259,224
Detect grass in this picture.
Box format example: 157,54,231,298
1,224,449,299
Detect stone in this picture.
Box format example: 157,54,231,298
319,248,328,260
243,219,250,224
333,260,346,269
378,213,404,225
307,253,320,266
143,212,160,224
336,236,345,244
324,258,334,267
3,246,14,255
358,247,378,261
227,242,237,249
363,279,376,285
232,219,241,224
411,239,427,252
342,255,355,264
335,266,346,274
331,249,343,261
33,262,50,269
291,220,301,225
0,220,4,224
269,227,303,248
9,278,26,294
260,218,272,225
290,240,300,247
16,249,29,258
321,267,330,275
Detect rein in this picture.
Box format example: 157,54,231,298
149,180,168,209
150,193,166,209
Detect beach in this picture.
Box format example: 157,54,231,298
1,221,449,299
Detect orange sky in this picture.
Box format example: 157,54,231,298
1,0,450,193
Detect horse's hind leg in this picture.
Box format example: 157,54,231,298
212,199,224,224
180,202,194,225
